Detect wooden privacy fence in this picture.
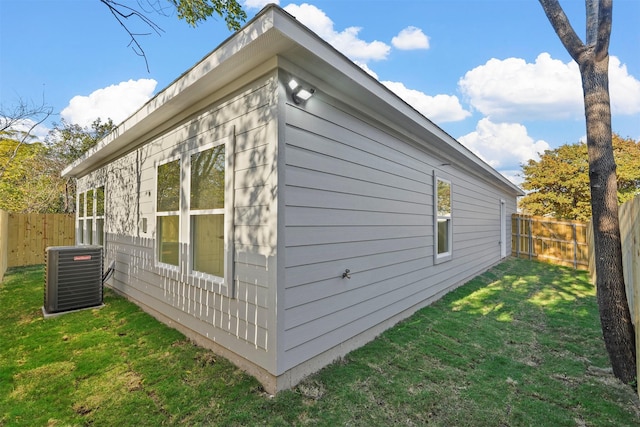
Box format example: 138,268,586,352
588,196,640,394
512,214,589,270
0,211,75,280
0,211,8,282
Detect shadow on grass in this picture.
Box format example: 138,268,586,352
449,259,596,321
1,258,638,426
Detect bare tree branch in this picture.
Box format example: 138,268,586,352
99,0,165,72
98,1,246,71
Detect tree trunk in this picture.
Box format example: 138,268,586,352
539,0,636,385
581,53,636,384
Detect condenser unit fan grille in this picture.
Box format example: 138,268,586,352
44,246,103,315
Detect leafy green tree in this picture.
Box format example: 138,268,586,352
539,0,636,384
1,0,245,206
47,118,115,165
0,119,115,213
0,138,64,213
520,135,640,221
169,0,246,29
45,118,116,212
0,99,52,180
613,136,640,204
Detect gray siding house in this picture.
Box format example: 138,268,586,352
63,4,524,393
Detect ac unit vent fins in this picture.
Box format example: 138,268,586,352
43,246,103,316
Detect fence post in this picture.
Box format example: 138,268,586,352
632,198,640,399
573,224,578,269
0,210,7,282
516,216,521,259
528,218,533,260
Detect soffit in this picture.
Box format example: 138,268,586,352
63,5,523,196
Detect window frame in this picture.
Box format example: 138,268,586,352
77,185,105,246
188,144,226,278
155,156,181,268
434,173,453,264
154,135,235,294
78,192,85,244
95,186,105,246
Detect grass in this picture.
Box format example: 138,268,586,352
1,259,638,426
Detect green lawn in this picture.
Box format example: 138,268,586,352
1,259,638,426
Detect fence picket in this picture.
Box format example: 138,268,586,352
0,211,7,281
587,196,640,397
511,214,589,270
1,213,76,268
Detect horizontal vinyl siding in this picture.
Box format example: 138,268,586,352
281,97,517,371
282,100,436,370
81,75,279,373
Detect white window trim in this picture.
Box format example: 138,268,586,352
155,156,182,270
500,199,507,258
77,185,105,246
77,192,85,245
94,186,105,246
434,173,452,264
154,133,235,296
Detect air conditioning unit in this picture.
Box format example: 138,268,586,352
43,246,104,317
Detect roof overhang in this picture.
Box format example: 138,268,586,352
63,4,523,196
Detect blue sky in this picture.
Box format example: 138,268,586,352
1,0,639,184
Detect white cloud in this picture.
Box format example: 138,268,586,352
61,79,157,127
382,81,471,123
610,56,640,115
498,169,524,187
392,26,429,50
283,3,390,62
458,53,640,122
243,0,276,9
459,53,583,121
354,61,379,79
458,118,550,171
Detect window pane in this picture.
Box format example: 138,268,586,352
96,218,104,246
86,190,94,217
191,145,225,210
157,160,181,212
86,219,93,245
96,186,105,216
437,180,451,217
78,219,84,244
192,214,224,277
79,193,85,217
437,218,449,254
158,215,179,265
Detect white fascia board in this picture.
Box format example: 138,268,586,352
62,6,283,178
63,5,523,197
269,9,523,196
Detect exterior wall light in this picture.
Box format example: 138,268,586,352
288,78,315,104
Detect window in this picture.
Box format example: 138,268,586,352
155,137,233,289
77,186,105,245
86,190,94,244
78,192,85,244
157,159,180,266
95,187,105,246
435,175,452,262
190,145,225,277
